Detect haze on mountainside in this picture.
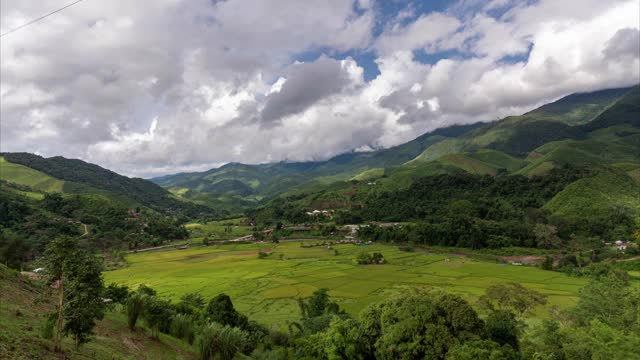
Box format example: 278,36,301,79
1,0,639,178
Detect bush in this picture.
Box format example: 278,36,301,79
398,246,414,252
40,314,56,339
104,283,129,304
198,323,249,360
126,293,145,330
356,252,385,265
541,256,554,270
170,314,196,344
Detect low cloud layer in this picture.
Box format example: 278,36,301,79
1,0,638,177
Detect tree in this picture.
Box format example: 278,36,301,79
324,318,371,360
484,310,521,350
181,292,206,309
520,320,566,360
298,288,341,319
360,291,485,359
0,229,31,269
447,340,518,360
478,283,547,319
104,283,129,304
143,297,174,339
541,255,554,270
62,251,105,347
571,271,639,331
206,294,248,329
534,223,561,249
42,236,105,350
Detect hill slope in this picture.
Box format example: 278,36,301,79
152,123,484,212
152,87,638,212
0,153,216,217
250,85,640,226
0,264,196,359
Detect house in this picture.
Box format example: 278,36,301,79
616,241,630,251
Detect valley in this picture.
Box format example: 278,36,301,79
2,85,640,359
104,240,588,326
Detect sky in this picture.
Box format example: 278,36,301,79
1,0,639,178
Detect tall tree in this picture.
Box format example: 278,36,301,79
62,251,105,347
478,283,547,320
43,236,105,350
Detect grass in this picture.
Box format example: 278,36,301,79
351,168,384,181
436,154,500,175
105,241,588,327
0,156,66,193
0,265,197,360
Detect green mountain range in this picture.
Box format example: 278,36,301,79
152,85,640,217
0,153,215,217
2,85,638,220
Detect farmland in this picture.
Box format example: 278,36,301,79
105,240,587,327
185,218,254,242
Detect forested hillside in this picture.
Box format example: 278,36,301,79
0,154,220,269
244,86,640,251
1,153,216,217
152,86,639,215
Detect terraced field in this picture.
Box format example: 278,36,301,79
0,156,65,193
105,241,587,327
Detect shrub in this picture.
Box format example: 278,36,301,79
143,297,175,339
104,283,129,304
198,323,249,360
170,314,196,344
356,252,385,265
540,256,554,270
126,293,145,330
40,314,56,339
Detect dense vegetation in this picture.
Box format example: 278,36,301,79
0,187,188,269
1,152,217,217
1,85,639,358
9,253,635,359
249,166,638,253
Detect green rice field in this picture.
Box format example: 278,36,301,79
105,241,587,327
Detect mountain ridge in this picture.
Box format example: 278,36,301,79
150,85,639,213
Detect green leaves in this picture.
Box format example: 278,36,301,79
42,236,105,348
198,323,249,360
478,283,547,319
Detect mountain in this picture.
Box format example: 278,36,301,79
319,86,640,224
0,153,216,217
152,123,485,212
152,85,639,214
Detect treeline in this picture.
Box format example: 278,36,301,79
93,264,640,359
251,167,638,250
23,231,640,359
20,233,640,358
0,189,188,269
1,152,219,218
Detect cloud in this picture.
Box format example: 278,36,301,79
375,12,462,55
603,28,640,60
1,0,639,177
260,56,358,125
